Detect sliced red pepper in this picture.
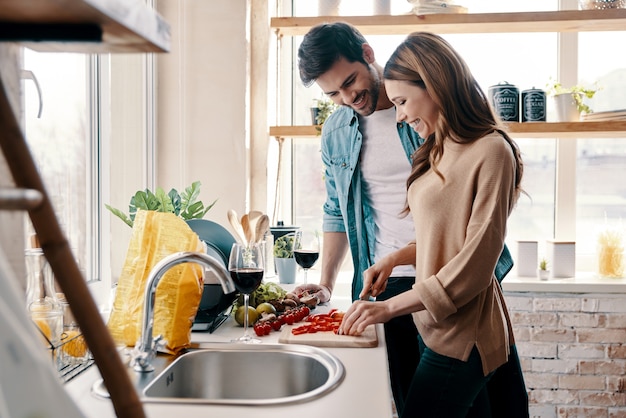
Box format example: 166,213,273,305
292,325,311,335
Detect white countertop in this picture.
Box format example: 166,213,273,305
64,296,393,418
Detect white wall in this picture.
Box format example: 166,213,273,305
155,0,250,229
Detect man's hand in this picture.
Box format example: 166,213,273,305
293,283,332,303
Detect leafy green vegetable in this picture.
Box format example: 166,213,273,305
233,281,287,311
105,180,217,227
273,233,296,258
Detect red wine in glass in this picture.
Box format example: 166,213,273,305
294,230,320,285
294,250,319,269
228,242,264,343
229,268,264,294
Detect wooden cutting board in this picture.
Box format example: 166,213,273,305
278,324,378,348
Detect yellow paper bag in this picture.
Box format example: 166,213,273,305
107,210,203,353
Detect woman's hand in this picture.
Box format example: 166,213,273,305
338,299,392,336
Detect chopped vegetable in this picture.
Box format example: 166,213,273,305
291,310,344,335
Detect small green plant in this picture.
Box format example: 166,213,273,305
105,180,217,227
273,233,296,258
539,258,549,271
546,80,599,114
313,97,338,126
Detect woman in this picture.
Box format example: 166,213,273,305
337,32,525,417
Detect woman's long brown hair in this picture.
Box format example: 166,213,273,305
383,32,524,204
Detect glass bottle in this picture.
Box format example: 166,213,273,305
25,244,63,349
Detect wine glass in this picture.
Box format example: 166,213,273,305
229,242,264,343
293,229,320,286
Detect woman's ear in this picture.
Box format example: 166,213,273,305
362,43,376,64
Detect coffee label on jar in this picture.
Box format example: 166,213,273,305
489,85,519,122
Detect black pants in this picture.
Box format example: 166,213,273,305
403,336,494,418
378,278,528,417
377,277,419,416
480,344,529,418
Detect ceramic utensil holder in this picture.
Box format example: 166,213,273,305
547,240,576,278
516,240,538,277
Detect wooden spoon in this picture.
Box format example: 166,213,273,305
247,210,263,243
254,214,270,244
227,209,247,245
241,213,253,244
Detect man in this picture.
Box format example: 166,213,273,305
295,22,423,414
294,22,521,416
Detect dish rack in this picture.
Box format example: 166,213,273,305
37,326,94,383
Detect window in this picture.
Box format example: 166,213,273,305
282,0,626,276
22,49,155,308
22,51,99,288
575,31,626,270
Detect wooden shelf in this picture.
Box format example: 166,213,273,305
270,121,626,139
0,0,170,53
271,9,626,37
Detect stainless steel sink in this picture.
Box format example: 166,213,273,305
92,342,345,406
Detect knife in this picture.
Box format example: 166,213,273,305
359,276,376,301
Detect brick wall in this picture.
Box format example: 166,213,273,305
505,292,626,418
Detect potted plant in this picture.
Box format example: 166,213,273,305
538,257,550,281
273,232,297,284
546,80,599,121
311,97,338,131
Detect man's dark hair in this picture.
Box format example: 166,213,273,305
297,22,369,87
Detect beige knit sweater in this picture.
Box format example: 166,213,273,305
407,131,517,376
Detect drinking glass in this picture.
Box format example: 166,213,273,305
229,242,264,343
293,229,320,285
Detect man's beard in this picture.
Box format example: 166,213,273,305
353,66,380,117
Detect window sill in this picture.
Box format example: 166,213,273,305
502,271,626,293
270,268,626,296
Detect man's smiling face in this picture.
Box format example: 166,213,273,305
315,54,381,117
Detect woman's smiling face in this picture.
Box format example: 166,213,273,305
385,79,439,138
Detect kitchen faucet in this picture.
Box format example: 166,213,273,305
130,251,236,372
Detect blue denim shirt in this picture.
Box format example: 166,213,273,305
320,106,513,301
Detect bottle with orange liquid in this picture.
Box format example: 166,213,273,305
25,235,63,354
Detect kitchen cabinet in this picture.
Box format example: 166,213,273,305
268,9,626,139
0,0,170,53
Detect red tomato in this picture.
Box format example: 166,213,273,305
253,323,264,337
294,309,305,322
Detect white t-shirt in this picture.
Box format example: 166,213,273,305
359,107,416,277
